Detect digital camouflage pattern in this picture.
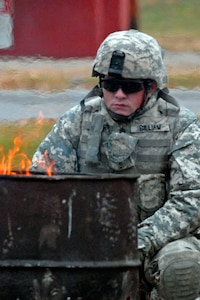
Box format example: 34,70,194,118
31,93,200,259
138,102,200,258
146,237,200,299
92,30,168,88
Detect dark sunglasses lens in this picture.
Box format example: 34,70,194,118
122,81,143,93
101,79,143,94
101,80,118,92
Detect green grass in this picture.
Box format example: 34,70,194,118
139,0,200,51
140,0,200,35
0,119,55,171
168,72,200,89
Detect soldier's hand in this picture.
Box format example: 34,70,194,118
138,237,146,262
138,234,152,262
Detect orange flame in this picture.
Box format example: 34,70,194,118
0,136,32,175
0,112,55,176
36,111,45,125
43,150,55,176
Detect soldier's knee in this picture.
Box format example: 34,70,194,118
145,238,200,300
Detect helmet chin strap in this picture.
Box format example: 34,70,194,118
106,108,136,122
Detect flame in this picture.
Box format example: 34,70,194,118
0,136,32,175
0,112,55,176
42,150,55,176
36,111,45,125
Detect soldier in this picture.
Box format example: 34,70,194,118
31,30,200,300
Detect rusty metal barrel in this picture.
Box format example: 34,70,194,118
0,173,140,299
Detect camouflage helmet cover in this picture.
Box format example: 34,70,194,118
92,30,167,88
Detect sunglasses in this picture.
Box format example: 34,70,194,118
100,78,144,94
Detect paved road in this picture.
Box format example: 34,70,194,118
0,89,87,121
0,88,199,121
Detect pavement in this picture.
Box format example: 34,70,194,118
0,89,87,121
0,88,200,122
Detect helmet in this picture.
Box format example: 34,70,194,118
92,30,167,89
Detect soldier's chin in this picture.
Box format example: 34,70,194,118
106,108,133,122
110,105,131,116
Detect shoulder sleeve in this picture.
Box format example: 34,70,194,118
30,104,82,174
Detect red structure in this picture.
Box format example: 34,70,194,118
0,0,138,58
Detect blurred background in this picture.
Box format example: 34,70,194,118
1,0,200,56
140,0,200,52
0,0,199,90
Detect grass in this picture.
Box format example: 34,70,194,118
167,70,200,89
0,0,200,171
139,0,200,51
0,61,199,91
0,118,55,172
0,63,97,92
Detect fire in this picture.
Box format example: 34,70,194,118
36,111,45,125
34,150,55,176
44,150,55,176
0,112,55,176
0,136,31,175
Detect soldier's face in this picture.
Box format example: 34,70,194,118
103,80,145,116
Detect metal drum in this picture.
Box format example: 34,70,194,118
0,173,140,300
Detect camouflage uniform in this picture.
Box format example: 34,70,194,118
31,30,200,300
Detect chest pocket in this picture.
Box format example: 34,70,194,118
104,132,138,171
137,173,166,221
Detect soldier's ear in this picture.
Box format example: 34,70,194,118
151,80,157,92
146,80,157,99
